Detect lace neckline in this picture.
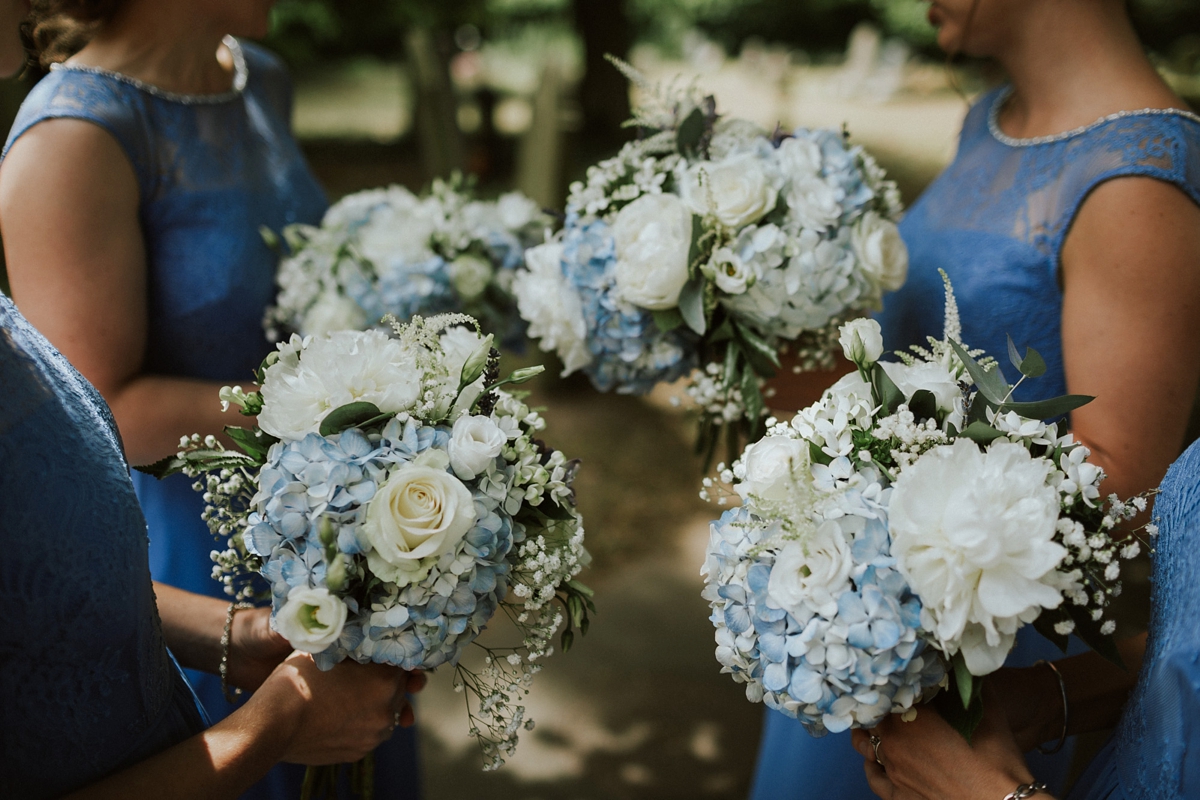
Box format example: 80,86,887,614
988,84,1200,148
50,36,247,105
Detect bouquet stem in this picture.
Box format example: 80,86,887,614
300,752,374,800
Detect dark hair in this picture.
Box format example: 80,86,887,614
22,0,125,71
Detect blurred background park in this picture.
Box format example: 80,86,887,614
3,0,1198,796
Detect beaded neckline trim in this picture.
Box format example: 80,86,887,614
988,85,1200,147
50,36,247,105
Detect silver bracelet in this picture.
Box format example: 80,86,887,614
1034,659,1069,754
1004,782,1048,800
219,602,255,703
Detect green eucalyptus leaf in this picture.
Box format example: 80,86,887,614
1001,395,1094,421
723,341,742,389
676,106,706,156
954,655,975,709
224,425,278,460
871,362,905,416
679,276,707,335
653,308,685,333
741,367,764,425
907,389,938,421
535,499,575,522
708,317,735,343
949,340,1009,406
937,660,985,743
959,421,1005,445
1008,335,1048,379
733,320,780,377
318,402,384,437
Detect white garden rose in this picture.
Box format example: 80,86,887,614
364,464,479,587
880,360,962,413
708,247,754,295
273,586,348,653
447,254,493,301
300,292,368,337
776,137,842,231
767,520,854,619
838,318,884,365
612,193,694,310
258,330,422,441
679,151,780,229
889,439,1067,675
496,191,540,230
448,414,507,479
513,242,592,374
735,436,809,505
853,211,908,293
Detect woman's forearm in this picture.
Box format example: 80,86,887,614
61,679,302,800
154,582,229,676
108,374,252,465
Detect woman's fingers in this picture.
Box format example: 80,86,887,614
863,755,895,799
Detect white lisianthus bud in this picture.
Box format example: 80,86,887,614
852,211,908,293
612,193,694,310
838,318,884,366
448,414,507,479
364,464,478,586
273,586,348,653
448,254,494,302
708,247,754,295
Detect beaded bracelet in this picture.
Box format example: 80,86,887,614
1033,659,1069,755
1004,782,1048,799
220,602,255,703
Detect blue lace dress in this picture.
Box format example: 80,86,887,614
1067,439,1200,800
750,86,1200,800
0,293,207,798
3,39,420,799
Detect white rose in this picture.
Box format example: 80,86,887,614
448,414,507,479
513,242,592,374
776,137,842,231
767,520,854,619
708,247,754,295
447,254,494,302
273,586,348,653
496,191,541,230
679,151,780,229
300,292,368,337
258,330,422,441
612,193,694,310
364,464,479,587
889,439,1067,675
853,211,908,293
838,318,884,365
735,436,809,505
880,360,961,413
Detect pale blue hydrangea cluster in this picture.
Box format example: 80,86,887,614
560,215,698,394
245,418,516,671
703,473,944,735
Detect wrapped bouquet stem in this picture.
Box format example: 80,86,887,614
515,58,908,466
139,313,593,788
702,274,1154,738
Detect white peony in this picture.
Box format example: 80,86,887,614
736,436,810,505
708,247,754,295
776,137,842,231
448,414,507,479
300,292,368,337
513,242,592,374
679,151,780,229
447,254,493,301
889,439,1067,675
258,330,422,441
880,360,962,413
852,211,908,294
838,318,884,365
767,520,854,619
273,586,348,653
612,193,694,310
364,462,479,587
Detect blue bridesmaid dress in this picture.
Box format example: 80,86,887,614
3,39,420,799
750,87,1200,799
1067,439,1200,800
0,293,207,798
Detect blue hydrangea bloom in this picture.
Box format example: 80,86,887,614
560,214,698,394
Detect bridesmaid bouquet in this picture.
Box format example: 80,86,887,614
264,177,549,346
702,276,1149,737
514,58,907,462
142,314,592,772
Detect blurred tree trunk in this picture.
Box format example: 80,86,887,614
572,0,633,151
405,25,464,181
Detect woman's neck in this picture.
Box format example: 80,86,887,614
992,2,1184,140
66,1,233,96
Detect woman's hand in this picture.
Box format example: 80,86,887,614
850,694,1046,800
227,607,293,692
